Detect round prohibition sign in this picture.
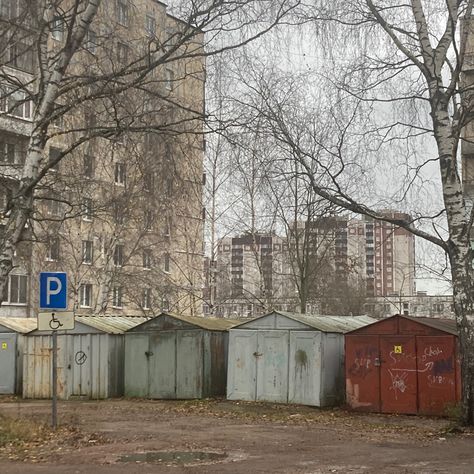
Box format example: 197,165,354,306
75,351,87,365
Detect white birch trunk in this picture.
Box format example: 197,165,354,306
0,0,101,306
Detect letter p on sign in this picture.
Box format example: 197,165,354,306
39,272,67,310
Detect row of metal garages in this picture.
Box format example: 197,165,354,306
0,312,461,416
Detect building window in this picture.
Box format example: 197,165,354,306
114,244,124,267
84,154,94,178
79,283,92,307
51,15,64,40
1,87,32,119
0,187,11,212
165,68,174,90
117,42,129,63
52,113,63,128
163,216,170,237
3,275,28,304
113,202,125,224
46,198,62,217
163,253,170,273
117,0,129,26
112,286,123,308
85,29,97,53
82,198,93,221
49,147,61,171
144,210,153,230
143,171,154,192
145,14,156,36
8,41,35,73
161,297,170,312
0,141,16,164
143,249,152,269
114,162,126,185
82,240,93,264
142,288,151,309
7,274,27,304
0,0,18,19
47,237,60,261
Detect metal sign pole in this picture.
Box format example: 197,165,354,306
52,328,58,429
38,272,71,431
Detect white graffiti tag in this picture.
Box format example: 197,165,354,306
388,370,408,400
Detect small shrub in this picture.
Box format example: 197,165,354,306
444,402,462,421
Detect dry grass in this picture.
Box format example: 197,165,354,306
0,414,47,447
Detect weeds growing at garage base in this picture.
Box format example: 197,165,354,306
0,414,46,447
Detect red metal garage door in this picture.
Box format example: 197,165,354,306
417,336,457,415
380,336,417,414
345,335,380,411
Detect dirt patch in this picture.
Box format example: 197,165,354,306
0,398,473,473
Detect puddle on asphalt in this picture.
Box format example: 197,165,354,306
117,451,227,464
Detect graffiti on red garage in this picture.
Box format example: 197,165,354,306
345,315,460,416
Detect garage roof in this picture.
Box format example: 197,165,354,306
232,311,376,333
128,312,242,332
0,317,37,333
75,316,148,334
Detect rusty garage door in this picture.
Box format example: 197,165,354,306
380,336,417,414
417,336,457,415
345,335,381,411
346,329,459,415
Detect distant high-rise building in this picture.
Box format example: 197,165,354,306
462,18,474,204
215,233,290,304
362,211,416,297
210,212,416,317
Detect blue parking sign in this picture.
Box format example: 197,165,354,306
39,272,67,310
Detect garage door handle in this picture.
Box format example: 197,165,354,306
253,352,263,358
145,351,154,357
374,358,381,366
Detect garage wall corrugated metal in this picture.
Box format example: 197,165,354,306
0,317,36,395
23,334,123,399
124,313,233,399
125,329,229,399
227,312,375,407
345,314,461,415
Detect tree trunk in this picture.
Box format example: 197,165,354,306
431,90,474,424
0,137,44,305
449,245,474,425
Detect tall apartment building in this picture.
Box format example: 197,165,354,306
462,18,474,204
213,233,292,316
362,211,416,297
210,212,415,317
289,212,415,298
0,1,205,317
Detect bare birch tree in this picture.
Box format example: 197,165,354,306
0,0,301,312
232,0,474,424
